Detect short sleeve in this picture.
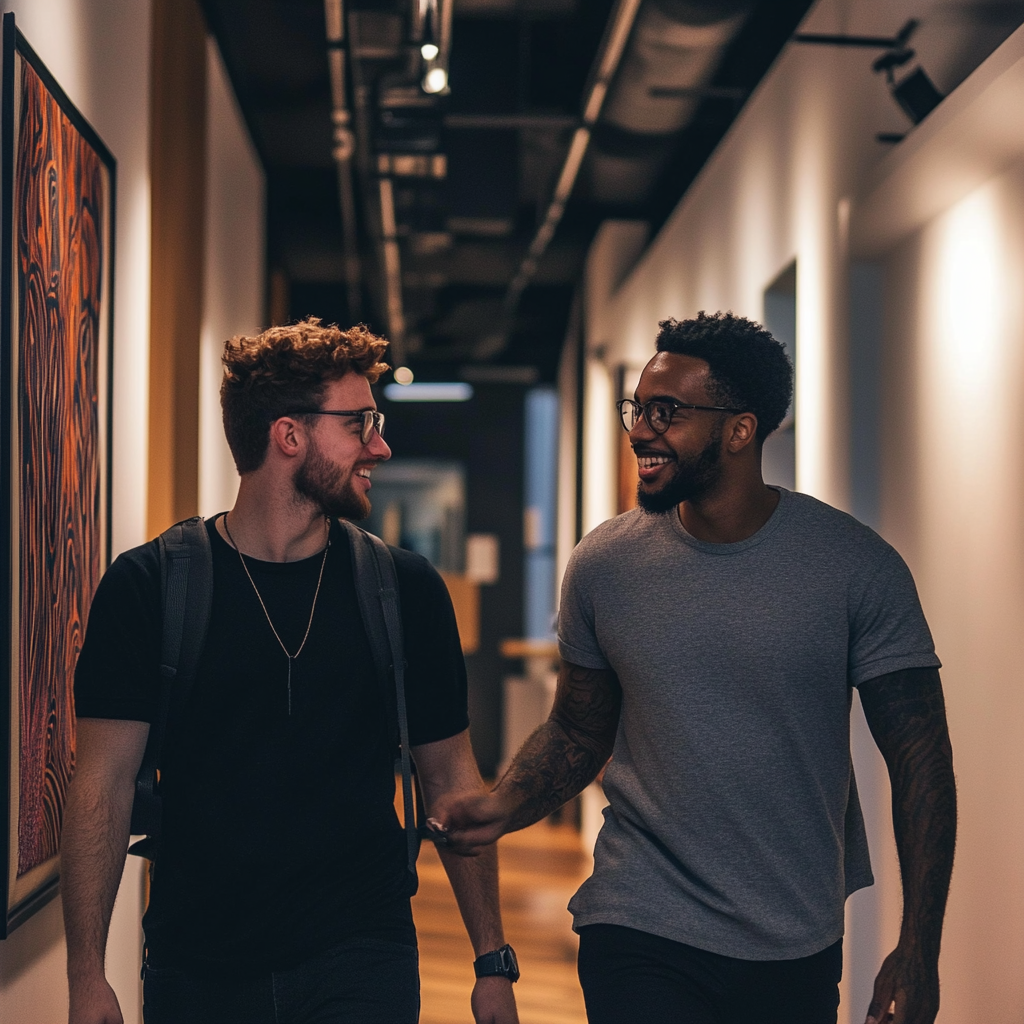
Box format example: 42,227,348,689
557,541,611,670
73,543,162,722
394,548,470,746
848,546,941,687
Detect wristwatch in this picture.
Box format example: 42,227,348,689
473,943,520,983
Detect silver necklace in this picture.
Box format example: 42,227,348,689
223,514,330,715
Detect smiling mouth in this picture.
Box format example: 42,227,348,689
636,455,674,469
355,468,372,479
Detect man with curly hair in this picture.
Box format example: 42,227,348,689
62,318,519,1024
439,312,956,1024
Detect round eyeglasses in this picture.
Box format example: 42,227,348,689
616,398,744,435
285,408,385,445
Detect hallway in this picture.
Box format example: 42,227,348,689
414,820,590,1024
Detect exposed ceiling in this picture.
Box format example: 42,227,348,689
198,0,1022,383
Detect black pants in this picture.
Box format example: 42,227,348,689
142,937,420,1024
577,924,842,1024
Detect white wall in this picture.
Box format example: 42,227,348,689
0,3,151,1021
199,35,265,517
569,2,1024,1021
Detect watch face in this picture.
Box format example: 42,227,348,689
501,945,520,982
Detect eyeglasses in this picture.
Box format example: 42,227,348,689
285,408,385,445
616,398,744,435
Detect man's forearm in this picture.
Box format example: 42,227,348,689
861,669,957,963
61,770,135,982
888,719,957,961
438,843,505,954
494,717,610,834
492,661,619,834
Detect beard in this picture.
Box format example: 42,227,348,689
294,435,371,520
636,427,723,514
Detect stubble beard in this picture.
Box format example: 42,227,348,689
294,435,371,521
636,426,723,515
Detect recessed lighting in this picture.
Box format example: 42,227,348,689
384,382,473,402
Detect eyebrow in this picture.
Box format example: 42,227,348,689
634,393,689,404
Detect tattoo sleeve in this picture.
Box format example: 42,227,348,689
496,661,622,833
859,667,957,964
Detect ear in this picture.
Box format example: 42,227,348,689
725,412,759,454
268,416,307,460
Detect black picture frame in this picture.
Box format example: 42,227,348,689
0,12,115,938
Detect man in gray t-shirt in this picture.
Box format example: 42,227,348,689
439,312,956,1024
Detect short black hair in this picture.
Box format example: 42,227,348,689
655,311,793,441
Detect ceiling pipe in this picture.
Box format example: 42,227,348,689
324,0,361,320
473,0,644,359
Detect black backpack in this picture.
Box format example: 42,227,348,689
127,516,424,887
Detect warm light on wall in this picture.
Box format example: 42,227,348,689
933,189,1000,405
582,358,617,535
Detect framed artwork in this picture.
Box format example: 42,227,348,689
0,13,115,937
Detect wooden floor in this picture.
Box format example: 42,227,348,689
413,820,591,1024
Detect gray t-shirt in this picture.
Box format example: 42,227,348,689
560,488,939,960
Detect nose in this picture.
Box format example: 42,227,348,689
628,411,655,445
367,429,391,461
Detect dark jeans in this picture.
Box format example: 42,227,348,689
143,937,419,1024
577,924,842,1024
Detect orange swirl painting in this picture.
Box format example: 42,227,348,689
14,56,106,880
3,14,114,934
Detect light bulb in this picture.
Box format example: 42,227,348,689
394,366,415,385
423,66,448,94
420,41,439,61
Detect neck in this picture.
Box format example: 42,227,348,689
678,470,779,544
222,473,329,562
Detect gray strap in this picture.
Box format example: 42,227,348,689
342,521,417,877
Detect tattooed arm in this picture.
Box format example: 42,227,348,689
859,667,956,1024
436,661,621,853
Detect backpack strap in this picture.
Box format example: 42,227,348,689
128,516,213,857
341,520,419,883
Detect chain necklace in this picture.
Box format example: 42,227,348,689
223,513,330,715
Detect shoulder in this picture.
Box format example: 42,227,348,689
576,508,650,554
567,508,652,576
101,536,162,594
784,491,896,561
389,544,450,602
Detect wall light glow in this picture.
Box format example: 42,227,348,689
933,188,1000,403
384,381,472,402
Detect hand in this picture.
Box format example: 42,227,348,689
865,945,940,1024
471,976,519,1024
432,790,509,856
69,975,124,1024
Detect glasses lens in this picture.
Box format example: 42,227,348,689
646,402,673,434
618,401,640,432
361,410,385,444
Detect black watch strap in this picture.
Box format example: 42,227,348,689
473,943,520,983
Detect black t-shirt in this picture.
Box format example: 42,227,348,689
74,517,469,973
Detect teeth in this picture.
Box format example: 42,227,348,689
356,469,371,478
637,456,673,469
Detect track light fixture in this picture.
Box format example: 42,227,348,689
794,18,944,131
